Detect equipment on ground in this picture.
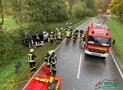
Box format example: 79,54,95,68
25,65,62,90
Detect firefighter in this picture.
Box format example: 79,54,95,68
73,29,78,39
66,29,71,38
28,49,36,71
57,30,62,42
69,26,73,36
45,50,57,76
55,28,58,40
50,31,54,43
65,23,69,29
80,29,84,41
60,28,63,39
24,32,31,47
70,22,73,27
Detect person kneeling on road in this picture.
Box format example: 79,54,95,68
28,49,36,71
45,50,57,76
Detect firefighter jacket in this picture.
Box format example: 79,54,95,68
28,52,36,62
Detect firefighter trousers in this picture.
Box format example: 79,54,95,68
29,62,36,71
52,64,56,75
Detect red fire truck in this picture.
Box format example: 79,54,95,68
84,23,111,57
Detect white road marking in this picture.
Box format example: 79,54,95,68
23,18,97,89
54,38,66,52
110,50,123,79
77,54,82,79
23,40,66,90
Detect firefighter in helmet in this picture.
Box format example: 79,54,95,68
60,28,63,39
28,49,36,71
73,29,78,38
65,23,69,29
54,28,58,40
80,29,84,41
66,29,71,38
45,50,57,76
50,31,54,43
57,30,62,42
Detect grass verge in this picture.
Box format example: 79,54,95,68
0,16,90,90
107,16,123,63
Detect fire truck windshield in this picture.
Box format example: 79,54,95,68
88,36,110,46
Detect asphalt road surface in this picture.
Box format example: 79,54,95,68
24,17,123,90
55,18,123,90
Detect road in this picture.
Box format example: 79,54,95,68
23,17,123,90
55,18,123,90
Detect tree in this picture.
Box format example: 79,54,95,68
72,2,86,19
84,0,94,9
110,0,123,17
0,0,4,27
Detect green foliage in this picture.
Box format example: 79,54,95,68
107,16,123,63
0,16,88,89
110,0,123,17
0,0,98,89
84,0,94,9
20,0,68,23
72,2,86,19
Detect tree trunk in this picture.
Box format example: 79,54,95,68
0,0,4,25
45,0,48,31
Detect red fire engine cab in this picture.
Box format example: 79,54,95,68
84,23,111,58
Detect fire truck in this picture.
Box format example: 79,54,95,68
106,9,111,14
84,23,111,58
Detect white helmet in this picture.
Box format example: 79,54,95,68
30,48,34,52
56,28,58,30
48,51,52,55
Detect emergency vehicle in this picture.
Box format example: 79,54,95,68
84,23,111,57
106,9,111,14
24,65,62,90
105,9,111,19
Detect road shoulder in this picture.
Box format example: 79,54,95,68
111,48,123,79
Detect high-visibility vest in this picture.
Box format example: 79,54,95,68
51,54,57,65
45,56,50,65
46,50,56,65
57,32,61,39
28,53,35,62
66,31,71,37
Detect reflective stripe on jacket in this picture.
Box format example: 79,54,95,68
28,53,36,62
